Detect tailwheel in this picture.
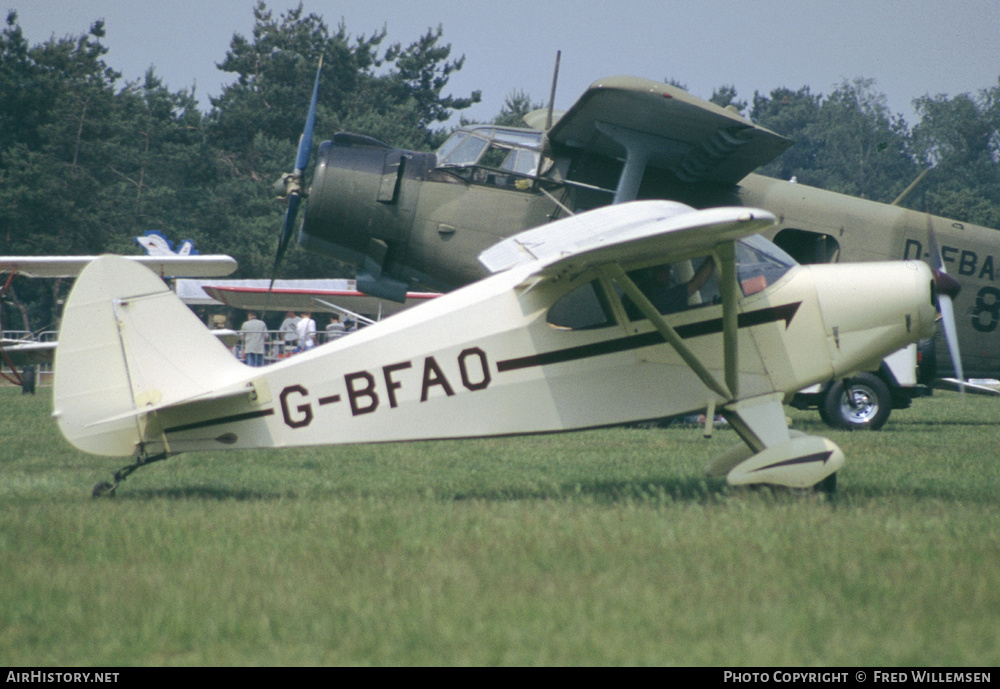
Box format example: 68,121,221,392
92,481,116,498
91,449,168,498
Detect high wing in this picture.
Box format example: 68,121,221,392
0,255,237,278
546,76,792,187
480,200,774,275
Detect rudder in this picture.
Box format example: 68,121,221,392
53,255,245,456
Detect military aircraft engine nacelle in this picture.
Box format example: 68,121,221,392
300,133,436,301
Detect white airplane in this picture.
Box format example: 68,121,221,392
51,201,945,497
134,230,195,257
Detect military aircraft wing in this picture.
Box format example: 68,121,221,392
0,255,237,278
547,76,792,185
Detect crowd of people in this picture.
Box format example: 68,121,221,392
237,310,356,366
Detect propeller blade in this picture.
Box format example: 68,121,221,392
295,54,323,174
276,56,324,259
263,57,324,317
927,216,964,393
938,293,965,389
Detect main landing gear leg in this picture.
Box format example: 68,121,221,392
706,392,844,492
92,449,168,498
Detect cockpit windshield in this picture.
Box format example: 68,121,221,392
435,126,544,176
735,235,797,296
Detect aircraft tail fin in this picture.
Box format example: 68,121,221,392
53,255,247,457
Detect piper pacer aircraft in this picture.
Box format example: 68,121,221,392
53,201,950,497
280,74,999,429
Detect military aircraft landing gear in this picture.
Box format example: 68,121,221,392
91,449,168,497
822,373,891,431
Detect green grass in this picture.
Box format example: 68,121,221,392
2,387,999,665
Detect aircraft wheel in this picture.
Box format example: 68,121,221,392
823,373,891,431
818,400,834,427
814,472,837,494
92,482,116,498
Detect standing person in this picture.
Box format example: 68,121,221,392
279,311,300,354
239,311,268,366
296,311,317,351
325,314,346,342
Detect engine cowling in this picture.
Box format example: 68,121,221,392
300,133,436,299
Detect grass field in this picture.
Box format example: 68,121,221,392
2,386,998,666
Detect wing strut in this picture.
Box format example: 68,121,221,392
604,263,732,401
595,122,657,204
717,241,740,399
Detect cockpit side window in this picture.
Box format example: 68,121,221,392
547,280,615,330
545,236,796,331
772,228,840,264
501,148,539,176
622,255,720,320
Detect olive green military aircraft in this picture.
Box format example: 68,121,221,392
272,74,999,428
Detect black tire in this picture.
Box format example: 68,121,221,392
822,373,891,430
92,482,116,498
814,472,837,494
817,398,834,427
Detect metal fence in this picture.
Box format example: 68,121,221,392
0,328,350,380
231,328,350,366
1,330,58,385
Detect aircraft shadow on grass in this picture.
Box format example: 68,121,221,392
119,486,294,501
451,476,736,504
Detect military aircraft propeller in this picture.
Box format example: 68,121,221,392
265,56,324,311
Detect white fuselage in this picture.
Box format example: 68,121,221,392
133,258,935,456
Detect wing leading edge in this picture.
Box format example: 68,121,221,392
479,200,777,278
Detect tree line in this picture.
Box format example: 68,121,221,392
2,2,999,331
